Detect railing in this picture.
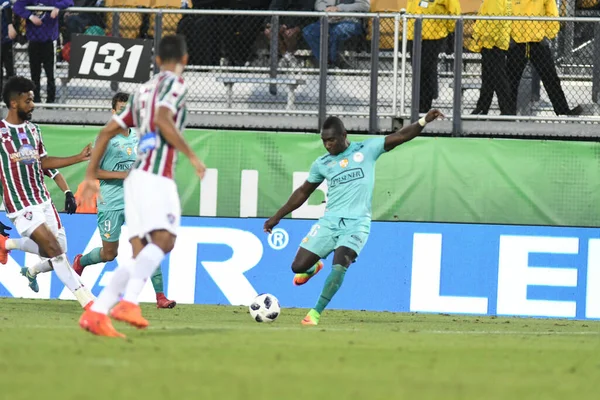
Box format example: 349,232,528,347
1,6,599,135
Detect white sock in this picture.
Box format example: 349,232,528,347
91,260,134,315
6,238,40,254
74,286,96,308
123,244,165,305
51,254,82,292
27,259,53,277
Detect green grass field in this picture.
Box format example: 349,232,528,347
0,298,599,400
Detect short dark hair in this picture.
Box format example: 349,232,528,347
158,35,187,63
322,116,346,136
2,76,35,107
112,92,129,111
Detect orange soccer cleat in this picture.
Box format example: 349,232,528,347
0,235,10,264
110,300,149,329
79,310,125,338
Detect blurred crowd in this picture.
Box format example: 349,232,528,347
0,0,595,115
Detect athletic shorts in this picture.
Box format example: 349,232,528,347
8,200,63,238
124,169,181,240
299,216,371,259
97,209,125,243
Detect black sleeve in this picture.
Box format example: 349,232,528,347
2,4,13,24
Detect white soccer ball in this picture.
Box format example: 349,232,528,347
249,293,281,323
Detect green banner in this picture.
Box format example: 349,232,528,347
20,125,600,227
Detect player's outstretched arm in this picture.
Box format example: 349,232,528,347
264,181,321,233
155,106,206,179
40,143,92,170
383,109,444,152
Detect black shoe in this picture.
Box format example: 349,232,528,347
566,105,583,116
471,108,488,115
334,54,353,70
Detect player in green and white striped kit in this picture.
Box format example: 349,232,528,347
72,93,176,309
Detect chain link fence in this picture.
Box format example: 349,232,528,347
1,4,599,134
458,16,598,119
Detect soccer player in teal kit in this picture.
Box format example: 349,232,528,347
72,93,176,309
264,109,443,325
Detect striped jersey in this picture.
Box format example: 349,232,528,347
0,120,52,216
113,71,187,179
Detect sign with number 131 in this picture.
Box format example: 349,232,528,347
69,35,153,83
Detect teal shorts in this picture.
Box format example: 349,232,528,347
97,209,125,243
299,216,371,259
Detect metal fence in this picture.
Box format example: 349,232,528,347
1,6,600,134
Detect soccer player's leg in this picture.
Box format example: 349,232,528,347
151,267,177,309
291,248,323,286
302,246,358,326
302,224,369,326
36,203,97,306
111,231,176,328
1,210,43,291
108,170,180,328
293,220,335,286
74,210,122,276
2,205,48,267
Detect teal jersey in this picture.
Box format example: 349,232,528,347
307,137,386,220
97,130,138,211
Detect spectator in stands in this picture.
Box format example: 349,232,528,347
264,0,313,68
302,0,370,69
467,0,511,115
1,0,16,87
61,0,105,47
406,0,461,114
222,0,271,67
14,0,74,104
507,0,582,116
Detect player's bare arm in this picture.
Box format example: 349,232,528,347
155,106,206,179
40,143,92,169
264,181,321,233
96,170,128,180
383,109,444,152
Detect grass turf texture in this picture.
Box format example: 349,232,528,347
0,299,599,400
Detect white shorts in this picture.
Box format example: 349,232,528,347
124,169,181,239
8,200,63,239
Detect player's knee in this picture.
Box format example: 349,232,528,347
291,261,309,274
104,248,118,261
154,240,175,254
44,240,63,258
333,251,356,268
150,231,176,254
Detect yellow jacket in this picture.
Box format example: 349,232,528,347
511,0,560,43
407,0,462,41
467,0,512,52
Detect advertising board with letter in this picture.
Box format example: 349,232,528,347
1,215,599,320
